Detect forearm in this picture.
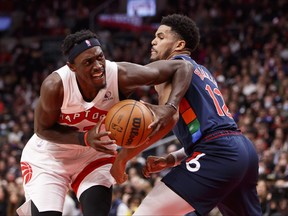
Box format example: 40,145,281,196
116,118,177,163
166,62,193,106
35,124,85,146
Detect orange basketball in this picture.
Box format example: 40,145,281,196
105,99,154,148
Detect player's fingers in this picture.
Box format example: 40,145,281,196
115,173,128,184
95,116,106,134
140,100,156,120
139,100,150,107
96,131,115,140
147,122,161,138
91,140,117,154
95,137,116,145
122,173,128,183
148,119,157,129
94,145,117,155
142,156,153,178
142,166,151,178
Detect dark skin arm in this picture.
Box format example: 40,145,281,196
35,59,192,156
111,60,193,183
117,59,192,133
142,147,187,178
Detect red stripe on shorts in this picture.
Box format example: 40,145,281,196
71,157,115,194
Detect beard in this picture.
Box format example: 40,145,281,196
150,47,175,62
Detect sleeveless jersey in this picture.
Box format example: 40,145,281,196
172,55,238,152
55,60,120,132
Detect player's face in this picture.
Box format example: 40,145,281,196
150,25,180,61
71,46,106,91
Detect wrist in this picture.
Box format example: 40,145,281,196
165,102,178,111
166,154,178,167
78,132,90,146
84,132,90,146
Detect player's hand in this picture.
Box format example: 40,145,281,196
86,117,117,155
142,156,169,178
140,100,177,138
110,157,128,184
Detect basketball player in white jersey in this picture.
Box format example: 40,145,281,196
16,29,192,216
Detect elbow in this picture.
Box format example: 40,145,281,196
34,124,46,140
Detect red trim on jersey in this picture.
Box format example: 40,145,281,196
202,130,242,142
71,156,115,194
179,98,197,124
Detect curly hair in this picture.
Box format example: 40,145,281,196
161,14,200,52
61,29,99,57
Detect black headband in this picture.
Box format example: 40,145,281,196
68,38,101,62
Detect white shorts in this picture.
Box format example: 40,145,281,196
16,134,116,215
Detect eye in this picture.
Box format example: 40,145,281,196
84,59,93,66
156,35,164,41
98,53,104,60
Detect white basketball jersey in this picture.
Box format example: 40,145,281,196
55,60,120,132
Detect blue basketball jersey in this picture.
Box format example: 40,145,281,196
172,55,238,152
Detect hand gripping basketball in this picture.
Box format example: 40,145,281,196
105,99,154,148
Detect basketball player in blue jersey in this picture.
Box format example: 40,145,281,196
110,14,262,215
16,29,193,216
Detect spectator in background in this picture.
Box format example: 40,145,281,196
256,179,271,215
0,185,8,216
125,193,143,216
0,1,288,215
109,185,129,216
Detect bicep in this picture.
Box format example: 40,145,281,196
117,62,159,94
118,60,190,86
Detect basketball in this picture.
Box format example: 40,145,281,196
105,99,154,148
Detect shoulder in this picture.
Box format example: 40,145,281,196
42,72,62,92
106,59,118,70
40,71,63,102
115,61,128,73
39,71,63,111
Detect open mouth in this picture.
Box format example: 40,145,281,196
92,71,104,79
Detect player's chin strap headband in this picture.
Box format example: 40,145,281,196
68,38,101,62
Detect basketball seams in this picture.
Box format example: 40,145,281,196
121,101,137,146
105,99,153,148
134,103,147,145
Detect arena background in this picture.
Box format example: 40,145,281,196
0,0,287,215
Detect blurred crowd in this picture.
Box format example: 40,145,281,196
0,0,288,215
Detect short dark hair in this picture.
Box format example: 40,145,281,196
161,14,200,52
62,29,99,57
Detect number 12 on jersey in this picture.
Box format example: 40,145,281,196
205,85,233,119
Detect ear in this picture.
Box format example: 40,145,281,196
175,40,186,51
67,62,76,72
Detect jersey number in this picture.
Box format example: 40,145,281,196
186,153,205,172
205,85,232,118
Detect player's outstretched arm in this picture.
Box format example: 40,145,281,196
117,60,193,133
